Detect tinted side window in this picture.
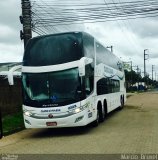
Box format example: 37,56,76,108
96,41,121,70
83,33,94,68
85,64,94,96
97,78,108,95
97,78,120,95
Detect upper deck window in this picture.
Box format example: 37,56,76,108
23,33,83,66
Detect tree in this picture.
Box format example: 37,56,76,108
125,69,142,91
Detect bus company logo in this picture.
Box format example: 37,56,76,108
68,105,76,110
41,109,61,113
51,95,57,102
48,114,53,118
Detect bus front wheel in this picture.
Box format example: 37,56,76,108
91,109,99,127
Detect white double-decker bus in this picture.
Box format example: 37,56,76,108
9,32,126,128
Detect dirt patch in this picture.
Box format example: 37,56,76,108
125,105,140,109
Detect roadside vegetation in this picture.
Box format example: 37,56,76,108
125,69,158,92
2,111,24,136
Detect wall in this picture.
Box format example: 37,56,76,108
0,78,22,116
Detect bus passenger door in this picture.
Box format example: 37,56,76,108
85,74,96,120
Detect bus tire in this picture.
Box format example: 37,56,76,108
101,100,107,122
91,108,99,127
99,106,105,122
98,102,105,122
119,96,124,110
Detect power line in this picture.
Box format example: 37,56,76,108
29,0,158,34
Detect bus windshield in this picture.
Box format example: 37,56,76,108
22,68,82,107
23,33,83,66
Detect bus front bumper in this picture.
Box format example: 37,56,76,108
23,110,94,128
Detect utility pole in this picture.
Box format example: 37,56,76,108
152,65,155,81
144,49,149,77
136,66,139,87
130,61,133,86
133,65,139,74
20,0,32,48
133,65,139,90
106,46,113,53
127,60,133,91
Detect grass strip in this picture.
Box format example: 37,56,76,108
2,112,24,136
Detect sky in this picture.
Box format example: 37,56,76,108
0,0,158,80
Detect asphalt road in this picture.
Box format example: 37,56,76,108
0,92,158,155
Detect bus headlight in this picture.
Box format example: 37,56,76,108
74,104,89,113
68,103,90,114
24,111,33,117
75,108,81,113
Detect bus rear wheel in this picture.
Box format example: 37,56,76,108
99,106,106,122
119,97,124,110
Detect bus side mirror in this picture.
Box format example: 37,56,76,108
8,65,22,85
78,57,93,77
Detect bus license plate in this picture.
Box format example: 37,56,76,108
46,122,57,126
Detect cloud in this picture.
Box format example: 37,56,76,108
0,0,158,78
0,0,21,29
130,18,158,39
0,0,23,62
0,25,21,44
0,0,22,44
0,43,23,62
83,19,158,76
84,22,143,57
